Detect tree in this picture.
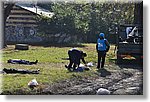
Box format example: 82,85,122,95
2,3,14,48
134,1,143,26
37,1,135,43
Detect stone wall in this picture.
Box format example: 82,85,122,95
44,33,82,44
6,26,83,44
6,25,43,43
5,4,84,45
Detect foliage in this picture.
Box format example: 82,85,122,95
37,2,135,43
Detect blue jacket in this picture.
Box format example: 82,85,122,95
96,38,110,52
97,38,107,51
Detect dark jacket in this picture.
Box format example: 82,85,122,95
68,49,86,64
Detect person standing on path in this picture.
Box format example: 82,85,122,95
96,33,110,69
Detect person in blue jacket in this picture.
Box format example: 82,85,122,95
96,33,110,69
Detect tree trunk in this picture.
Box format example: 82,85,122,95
134,1,143,26
1,3,14,48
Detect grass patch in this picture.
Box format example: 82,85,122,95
1,43,116,94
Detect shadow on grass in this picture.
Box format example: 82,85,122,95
61,58,69,60
43,43,86,48
7,42,87,48
97,68,111,77
30,43,86,48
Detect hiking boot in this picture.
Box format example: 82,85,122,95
65,65,69,68
35,60,38,64
65,65,73,71
97,66,100,69
101,66,104,69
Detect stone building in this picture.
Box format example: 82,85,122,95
5,3,54,44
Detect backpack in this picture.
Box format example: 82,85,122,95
97,38,106,51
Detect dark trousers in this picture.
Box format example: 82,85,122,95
3,68,39,74
97,51,106,68
68,59,79,70
68,51,80,70
8,59,38,65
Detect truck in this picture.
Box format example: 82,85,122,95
116,1,143,64
116,24,143,64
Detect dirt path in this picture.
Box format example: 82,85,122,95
40,64,143,95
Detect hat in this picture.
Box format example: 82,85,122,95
99,33,105,38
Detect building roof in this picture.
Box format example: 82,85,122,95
16,3,54,18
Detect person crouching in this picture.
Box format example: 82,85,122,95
65,48,87,71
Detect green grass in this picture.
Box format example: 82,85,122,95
1,44,116,94
2,46,69,63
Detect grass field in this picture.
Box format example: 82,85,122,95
1,43,116,94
